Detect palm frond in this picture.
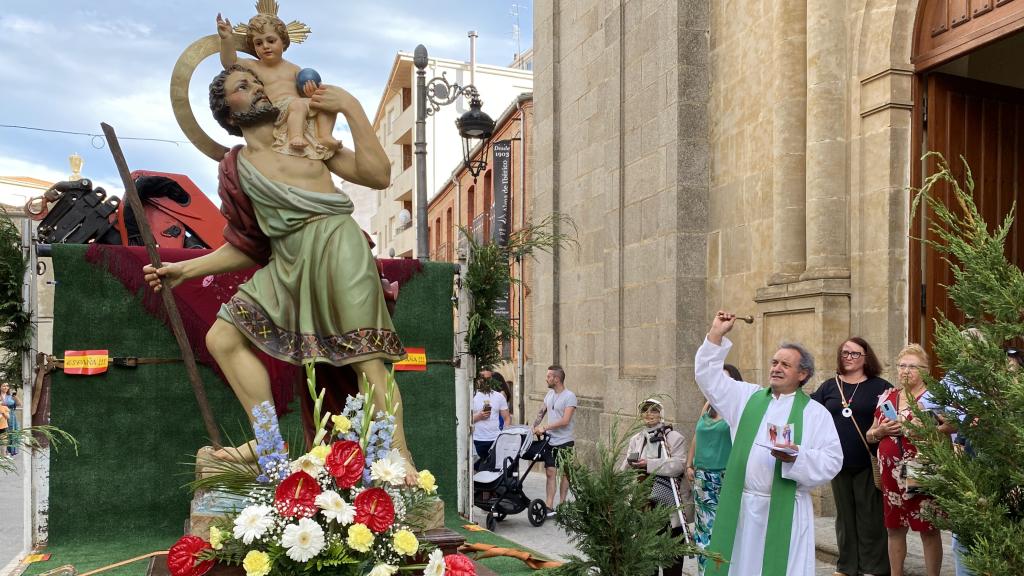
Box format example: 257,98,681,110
0,425,78,475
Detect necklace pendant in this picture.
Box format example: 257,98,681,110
841,406,853,418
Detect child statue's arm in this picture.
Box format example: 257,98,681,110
216,13,237,69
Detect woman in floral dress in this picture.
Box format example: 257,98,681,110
867,344,951,576
686,364,737,575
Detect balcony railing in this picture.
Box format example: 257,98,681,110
430,242,451,262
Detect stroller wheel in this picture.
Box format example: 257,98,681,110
495,510,507,522
528,499,547,527
485,511,497,532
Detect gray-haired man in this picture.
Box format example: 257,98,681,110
694,311,842,576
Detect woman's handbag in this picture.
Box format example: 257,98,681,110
837,377,882,489
869,454,882,489
896,436,925,495
650,475,680,508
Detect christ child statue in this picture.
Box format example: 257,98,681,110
217,12,340,158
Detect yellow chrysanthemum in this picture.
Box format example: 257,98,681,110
332,414,352,434
308,444,331,461
208,526,224,550
346,523,375,552
417,470,437,494
242,550,271,576
392,529,419,556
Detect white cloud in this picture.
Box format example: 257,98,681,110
0,15,52,35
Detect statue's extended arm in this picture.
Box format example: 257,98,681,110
143,242,257,292
310,85,391,189
216,14,237,69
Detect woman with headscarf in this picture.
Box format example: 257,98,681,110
621,398,688,576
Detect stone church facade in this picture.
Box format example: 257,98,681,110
527,0,1024,498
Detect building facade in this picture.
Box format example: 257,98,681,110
529,0,1024,499
369,52,533,258
428,95,534,420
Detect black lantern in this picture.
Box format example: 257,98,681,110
456,93,495,179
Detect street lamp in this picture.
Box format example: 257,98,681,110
414,44,496,261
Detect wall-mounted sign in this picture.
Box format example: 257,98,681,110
491,140,512,246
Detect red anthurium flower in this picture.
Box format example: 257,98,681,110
167,535,214,576
274,470,321,518
444,553,477,576
353,487,395,533
325,440,365,488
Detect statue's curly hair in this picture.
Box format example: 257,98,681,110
209,64,259,137
246,14,289,53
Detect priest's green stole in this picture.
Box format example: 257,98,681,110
705,388,809,576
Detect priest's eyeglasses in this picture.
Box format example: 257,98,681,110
840,350,864,359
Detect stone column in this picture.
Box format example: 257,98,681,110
803,0,850,280
770,0,807,285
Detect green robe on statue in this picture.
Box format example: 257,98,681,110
217,154,405,366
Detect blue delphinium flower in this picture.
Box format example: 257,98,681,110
251,401,289,483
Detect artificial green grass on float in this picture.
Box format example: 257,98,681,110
37,245,459,570
387,261,459,508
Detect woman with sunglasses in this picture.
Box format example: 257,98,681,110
811,338,893,576
867,344,952,576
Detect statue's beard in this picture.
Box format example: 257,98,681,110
231,97,279,128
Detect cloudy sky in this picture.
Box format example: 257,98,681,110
0,0,532,201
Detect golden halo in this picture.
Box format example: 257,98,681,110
169,33,254,162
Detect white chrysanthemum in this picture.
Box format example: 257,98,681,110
368,564,399,576
232,504,274,544
370,449,408,486
290,453,325,476
281,517,326,562
424,549,445,576
314,490,356,525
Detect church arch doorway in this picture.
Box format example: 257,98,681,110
909,0,1024,354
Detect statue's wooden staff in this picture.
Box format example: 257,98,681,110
100,122,223,448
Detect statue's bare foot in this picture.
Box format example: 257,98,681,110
289,136,307,150
320,135,341,152
211,439,259,463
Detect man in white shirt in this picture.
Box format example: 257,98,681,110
696,311,842,576
471,377,510,471
532,364,577,516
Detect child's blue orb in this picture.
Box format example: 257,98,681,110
296,68,322,94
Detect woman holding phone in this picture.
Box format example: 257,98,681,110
866,344,951,576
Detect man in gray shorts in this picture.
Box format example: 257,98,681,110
532,364,578,515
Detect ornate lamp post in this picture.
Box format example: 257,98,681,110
413,44,496,261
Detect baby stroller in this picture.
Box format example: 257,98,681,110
472,425,551,531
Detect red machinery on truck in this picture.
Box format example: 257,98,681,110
26,171,226,249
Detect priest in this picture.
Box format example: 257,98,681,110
695,311,842,576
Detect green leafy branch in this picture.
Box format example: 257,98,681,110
0,211,32,386
539,419,711,575
909,152,1024,574
462,213,578,369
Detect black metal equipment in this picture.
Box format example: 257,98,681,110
35,179,121,244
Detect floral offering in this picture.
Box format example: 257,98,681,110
169,367,473,576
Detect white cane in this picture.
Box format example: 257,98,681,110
667,475,692,544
